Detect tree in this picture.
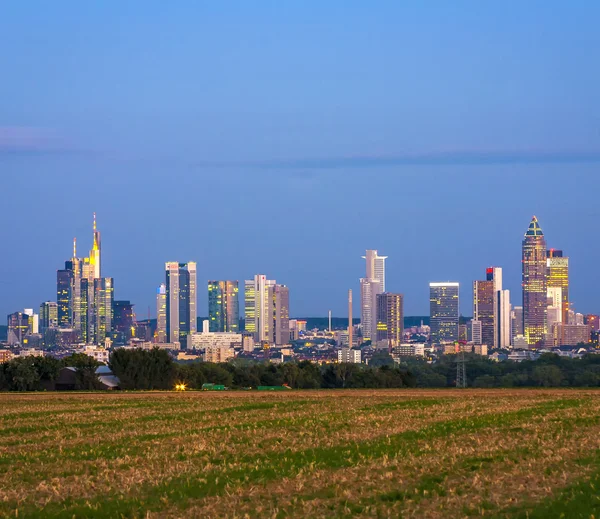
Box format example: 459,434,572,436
5,357,40,391
532,364,564,387
63,353,102,390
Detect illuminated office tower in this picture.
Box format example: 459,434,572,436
113,300,134,342
362,250,387,292
57,264,73,327
156,283,167,343
547,250,569,325
93,278,114,344
39,302,58,334
165,262,197,348
269,284,290,345
360,277,382,341
522,216,547,346
429,282,459,343
208,281,240,332
473,279,495,347
376,293,404,347
244,274,276,342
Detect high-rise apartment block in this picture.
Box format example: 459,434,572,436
522,216,547,346
208,281,240,332
429,282,459,343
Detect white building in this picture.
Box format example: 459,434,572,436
360,277,382,342
190,332,242,350
77,345,110,364
338,348,361,363
497,289,511,348
18,348,45,358
363,250,387,291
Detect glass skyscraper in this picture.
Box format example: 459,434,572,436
522,216,547,346
376,292,404,346
57,264,73,327
208,280,239,332
547,249,569,325
165,262,197,348
429,282,459,343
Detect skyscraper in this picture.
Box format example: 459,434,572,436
429,282,459,343
473,279,495,347
360,250,386,341
39,302,58,334
93,277,114,344
376,293,404,347
270,284,290,345
208,281,240,332
474,267,511,349
113,300,134,342
360,277,382,341
165,262,197,348
244,274,276,342
362,250,387,292
90,212,101,279
156,283,167,343
522,216,547,346
547,249,569,326
57,265,73,328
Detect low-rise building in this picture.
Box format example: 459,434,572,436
76,345,110,364
0,350,14,363
18,348,45,358
204,344,235,363
337,348,361,363
190,332,242,351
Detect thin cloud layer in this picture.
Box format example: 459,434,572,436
254,150,600,169
0,126,67,154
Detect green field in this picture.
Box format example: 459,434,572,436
1,389,599,518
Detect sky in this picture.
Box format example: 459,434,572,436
1,1,599,319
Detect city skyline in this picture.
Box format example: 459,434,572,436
0,212,596,321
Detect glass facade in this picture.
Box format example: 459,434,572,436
94,277,114,344
547,249,569,325
208,280,240,332
165,262,197,348
429,283,459,343
522,217,547,346
57,265,73,328
376,292,404,346
473,280,495,346
113,300,134,342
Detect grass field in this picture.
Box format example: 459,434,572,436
1,389,600,518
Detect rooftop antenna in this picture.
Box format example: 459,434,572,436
73,237,77,258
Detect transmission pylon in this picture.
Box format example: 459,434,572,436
456,349,467,388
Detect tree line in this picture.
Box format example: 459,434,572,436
1,348,600,391
407,352,600,388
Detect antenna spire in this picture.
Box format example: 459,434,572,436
73,237,77,258
93,212,97,231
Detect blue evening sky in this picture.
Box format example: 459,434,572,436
1,1,599,318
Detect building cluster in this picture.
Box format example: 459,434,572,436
3,215,599,366
424,216,598,352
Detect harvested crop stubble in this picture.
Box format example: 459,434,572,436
0,389,599,518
